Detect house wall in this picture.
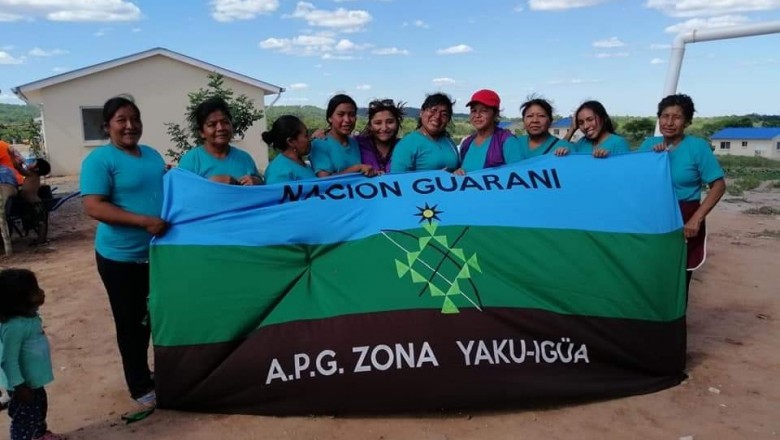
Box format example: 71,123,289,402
712,137,780,159
34,55,272,175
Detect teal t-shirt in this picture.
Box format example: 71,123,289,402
460,134,524,172
390,131,460,173
518,135,573,160
80,144,166,262
639,135,725,202
265,154,317,184
0,315,54,390
574,133,630,154
178,145,261,181
310,135,361,175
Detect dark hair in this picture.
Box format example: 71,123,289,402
575,100,615,135
657,94,696,123
190,96,233,131
362,99,405,136
0,268,40,322
102,94,140,129
326,94,357,123
416,92,455,129
33,158,51,176
262,115,306,152
520,98,554,119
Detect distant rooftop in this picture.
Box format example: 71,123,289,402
551,117,572,128
711,127,780,140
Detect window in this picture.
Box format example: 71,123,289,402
719,141,731,150
741,141,748,148
776,141,780,151
81,107,105,142
553,129,560,135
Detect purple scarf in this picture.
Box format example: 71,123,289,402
459,127,512,168
356,135,395,173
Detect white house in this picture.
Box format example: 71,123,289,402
548,117,582,142
12,47,284,175
711,127,780,159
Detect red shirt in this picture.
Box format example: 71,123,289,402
0,140,24,185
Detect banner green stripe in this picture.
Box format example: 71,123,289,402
150,227,686,347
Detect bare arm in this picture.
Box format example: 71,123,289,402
684,178,726,238
82,195,167,236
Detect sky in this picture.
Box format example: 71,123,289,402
1,0,779,118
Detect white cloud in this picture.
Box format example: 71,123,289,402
371,47,409,55
650,43,671,50
546,78,601,85
0,12,25,21
646,0,780,17
287,1,372,32
0,93,24,104
740,58,779,66
211,0,279,22
436,44,473,55
413,19,429,28
650,58,665,64
93,27,110,36
594,52,629,58
260,33,367,58
0,0,142,22
665,15,750,34
513,4,524,12
288,82,309,90
356,84,371,90
529,0,608,11
0,51,24,65
593,37,625,48
432,77,456,85
52,66,68,72
29,47,69,57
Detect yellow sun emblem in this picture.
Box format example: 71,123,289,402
415,203,443,225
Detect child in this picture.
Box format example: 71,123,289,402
0,268,66,440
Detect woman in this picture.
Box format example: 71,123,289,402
565,100,629,158
178,96,263,185
356,99,405,174
391,93,460,173
263,115,317,184
80,95,166,408
310,94,374,177
518,98,573,160
640,94,726,292
455,89,523,173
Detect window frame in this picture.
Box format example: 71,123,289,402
80,106,106,145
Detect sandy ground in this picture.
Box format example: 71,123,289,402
1,177,778,440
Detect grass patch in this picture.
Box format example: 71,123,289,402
718,156,780,168
742,206,780,215
722,197,748,203
735,176,762,191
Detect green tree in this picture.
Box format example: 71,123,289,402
621,117,656,148
165,73,264,162
0,118,45,157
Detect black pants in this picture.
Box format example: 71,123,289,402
96,252,154,399
8,388,47,440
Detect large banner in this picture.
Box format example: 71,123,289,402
150,152,687,415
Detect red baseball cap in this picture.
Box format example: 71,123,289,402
467,89,500,109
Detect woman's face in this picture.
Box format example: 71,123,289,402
420,104,451,137
106,105,142,149
288,125,311,156
200,110,233,149
469,103,496,132
576,108,603,140
370,110,399,143
523,104,551,137
659,105,687,140
329,103,357,137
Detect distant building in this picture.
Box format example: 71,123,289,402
711,127,780,159
549,117,581,142
12,47,283,175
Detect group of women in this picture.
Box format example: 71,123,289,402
79,89,725,408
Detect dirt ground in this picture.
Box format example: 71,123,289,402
1,176,778,440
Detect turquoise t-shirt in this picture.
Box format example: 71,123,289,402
178,145,261,181
80,144,165,262
574,133,630,155
390,131,460,173
310,135,361,175
265,154,317,184
460,134,524,172
518,135,574,160
639,135,725,202
0,315,54,390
